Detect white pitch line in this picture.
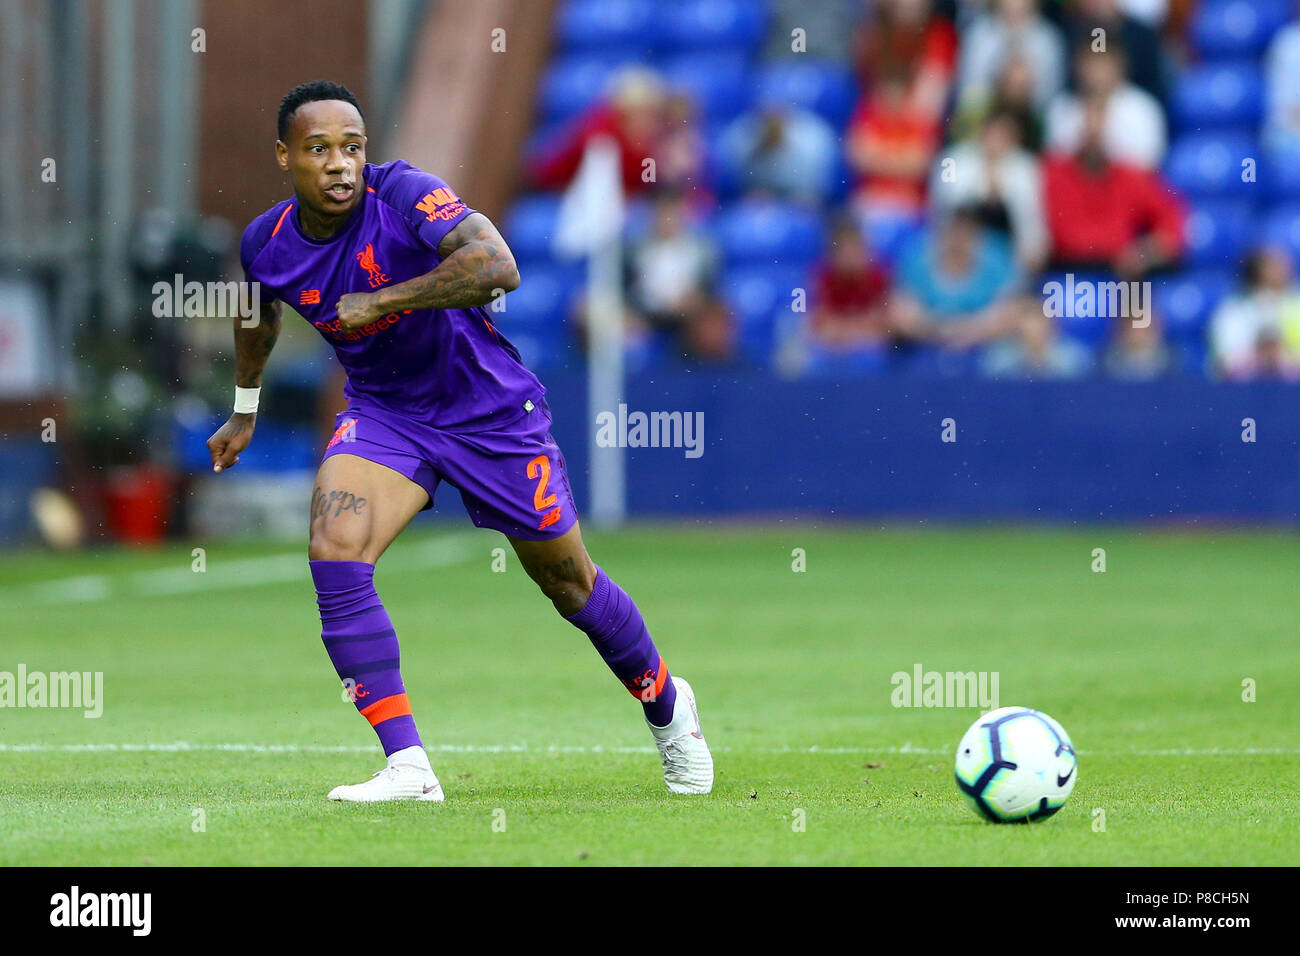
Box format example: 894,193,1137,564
0,743,1296,756
0,742,659,755
0,534,479,608
21,574,114,605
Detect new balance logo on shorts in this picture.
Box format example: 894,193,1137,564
327,418,357,450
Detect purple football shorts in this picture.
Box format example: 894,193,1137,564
319,399,578,541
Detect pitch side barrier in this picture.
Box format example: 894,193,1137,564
536,370,1299,523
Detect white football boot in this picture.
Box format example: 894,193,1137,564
648,676,714,794
327,745,444,802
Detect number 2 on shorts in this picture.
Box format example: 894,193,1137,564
527,455,562,530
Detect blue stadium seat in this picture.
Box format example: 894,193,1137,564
720,264,808,322
1261,147,1300,201
554,0,658,55
1174,339,1211,376
503,195,564,262
226,421,318,473
714,199,827,267
720,263,809,361
1170,61,1264,130
523,118,571,163
1182,200,1255,268
500,262,584,329
1189,0,1292,59
620,197,657,241
1054,316,1111,348
902,345,981,378
752,60,859,129
710,121,746,202
1152,270,1235,344
624,328,674,374
1163,131,1259,199
175,419,221,473
1038,270,1117,345
862,213,924,268
539,53,641,122
658,0,766,55
827,146,853,205
1260,203,1300,266
661,53,754,122
803,344,889,377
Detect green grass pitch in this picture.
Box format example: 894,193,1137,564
1,525,1296,865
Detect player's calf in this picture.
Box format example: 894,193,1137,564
308,454,434,792
511,528,680,728
311,559,424,758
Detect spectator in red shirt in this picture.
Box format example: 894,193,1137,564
530,67,669,196
847,68,943,220
1041,95,1185,279
854,0,958,121
809,217,892,349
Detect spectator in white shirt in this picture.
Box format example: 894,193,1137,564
1045,40,1166,169
718,101,839,207
1210,246,1300,381
930,108,1048,271
957,0,1067,114
1265,12,1300,154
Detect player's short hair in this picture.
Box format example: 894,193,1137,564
277,80,365,142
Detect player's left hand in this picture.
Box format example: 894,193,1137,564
336,293,381,330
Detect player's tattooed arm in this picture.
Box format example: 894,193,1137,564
234,299,283,390
337,213,520,327
206,299,281,473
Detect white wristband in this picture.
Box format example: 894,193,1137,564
234,386,261,414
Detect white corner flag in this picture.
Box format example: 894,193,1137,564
554,136,626,528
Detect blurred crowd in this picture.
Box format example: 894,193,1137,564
516,0,1300,381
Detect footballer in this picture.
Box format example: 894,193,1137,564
205,81,713,801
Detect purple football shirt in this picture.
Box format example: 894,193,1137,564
240,160,543,430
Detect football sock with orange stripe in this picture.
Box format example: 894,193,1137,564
310,560,423,756
564,566,678,726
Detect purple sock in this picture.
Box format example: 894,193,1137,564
564,566,678,726
310,560,423,757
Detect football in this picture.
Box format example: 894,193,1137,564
955,706,1078,823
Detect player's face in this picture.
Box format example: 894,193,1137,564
276,99,367,219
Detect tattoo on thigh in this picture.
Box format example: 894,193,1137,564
312,486,368,520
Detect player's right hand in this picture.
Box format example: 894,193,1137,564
206,413,256,473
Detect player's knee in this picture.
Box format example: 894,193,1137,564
535,561,595,615
541,580,590,616
308,519,369,563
